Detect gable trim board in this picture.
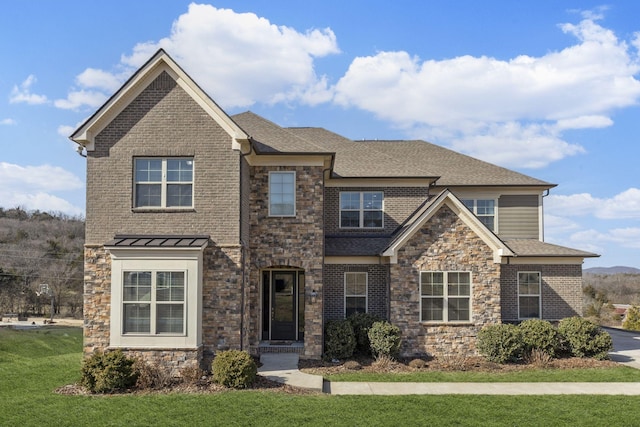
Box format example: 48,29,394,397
382,190,513,264
70,49,249,152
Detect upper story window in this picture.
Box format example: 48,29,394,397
420,271,471,323
134,158,193,208
269,171,296,216
340,191,383,228
462,199,495,231
518,272,541,319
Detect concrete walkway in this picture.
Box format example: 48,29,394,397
257,328,640,395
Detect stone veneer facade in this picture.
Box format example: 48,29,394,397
248,165,325,358
389,205,502,357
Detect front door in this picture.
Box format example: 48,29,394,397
271,271,296,340
262,270,304,341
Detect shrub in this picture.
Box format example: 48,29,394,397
342,360,362,370
558,316,613,360
623,306,640,331
518,319,560,357
212,350,257,389
477,323,523,364
347,312,383,355
80,349,139,393
324,319,356,360
133,359,173,390
408,358,428,369
368,321,402,360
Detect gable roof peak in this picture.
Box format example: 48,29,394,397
70,49,248,151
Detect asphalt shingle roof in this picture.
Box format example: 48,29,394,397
232,111,553,187
504,239,599,258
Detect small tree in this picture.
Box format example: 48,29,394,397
623,306,640,331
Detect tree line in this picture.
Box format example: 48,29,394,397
583,272,640,325
0,207,84,319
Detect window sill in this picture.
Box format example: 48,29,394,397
420,322,473,327
132,208,195,213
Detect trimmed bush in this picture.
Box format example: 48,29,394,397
80,349,139,393
212,350,257,389
348,312,383,355
212,350,256,389
477,323,523,364
368,321,402,360
623,306,640,331
518,319,560,357
558,316,613,360
324,319,356,360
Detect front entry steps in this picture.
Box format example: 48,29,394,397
257,341,304,355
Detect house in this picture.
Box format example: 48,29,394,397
71,49,597,372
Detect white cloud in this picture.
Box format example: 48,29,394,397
568,227,640,251
75,68,123,92
62,4,340,111
54,89,109,110
0,162,83,192
333,14,640,168
9,75,49,105
57,125,75,138
0,163,84,216
1,118,16,125
547,188,640,219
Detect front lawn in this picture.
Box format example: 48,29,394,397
2,326,640,427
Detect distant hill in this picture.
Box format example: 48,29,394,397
584,266,640,275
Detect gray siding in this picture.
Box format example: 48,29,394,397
498,195,539,239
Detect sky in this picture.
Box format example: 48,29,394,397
1,1,640,269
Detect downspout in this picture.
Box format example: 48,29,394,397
541,189,550,242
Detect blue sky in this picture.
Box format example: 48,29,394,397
1,1,640,269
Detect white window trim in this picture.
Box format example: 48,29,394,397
344,272,368,317
133,157,194,209
419,271,472,323
109,248,203,349
461,198,497,232
339,191,384,229
268,171,296,217
518,271,542,320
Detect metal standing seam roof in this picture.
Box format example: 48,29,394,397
104,235,210,248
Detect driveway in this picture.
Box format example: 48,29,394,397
606,327,640,369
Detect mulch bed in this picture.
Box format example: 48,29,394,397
55,355,619,396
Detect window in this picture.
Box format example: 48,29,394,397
462,199,495,231
269,171,296,216
109,251,203,349
420,271,471,322
340,191,383,228
134,158,193,208
518,272,541,319
123,271,185,335
345,272,367,316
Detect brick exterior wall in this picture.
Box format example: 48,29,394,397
85,71,240,245
389,205,502,358
500,264,583,321
325,186,429,235
323,264,388,320
248,165,325,358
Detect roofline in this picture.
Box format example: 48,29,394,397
331,175,440,180
70,49,249,150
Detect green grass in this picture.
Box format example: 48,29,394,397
3,326,640,426
324,365,640,382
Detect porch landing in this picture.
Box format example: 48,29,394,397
256,341,304,355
